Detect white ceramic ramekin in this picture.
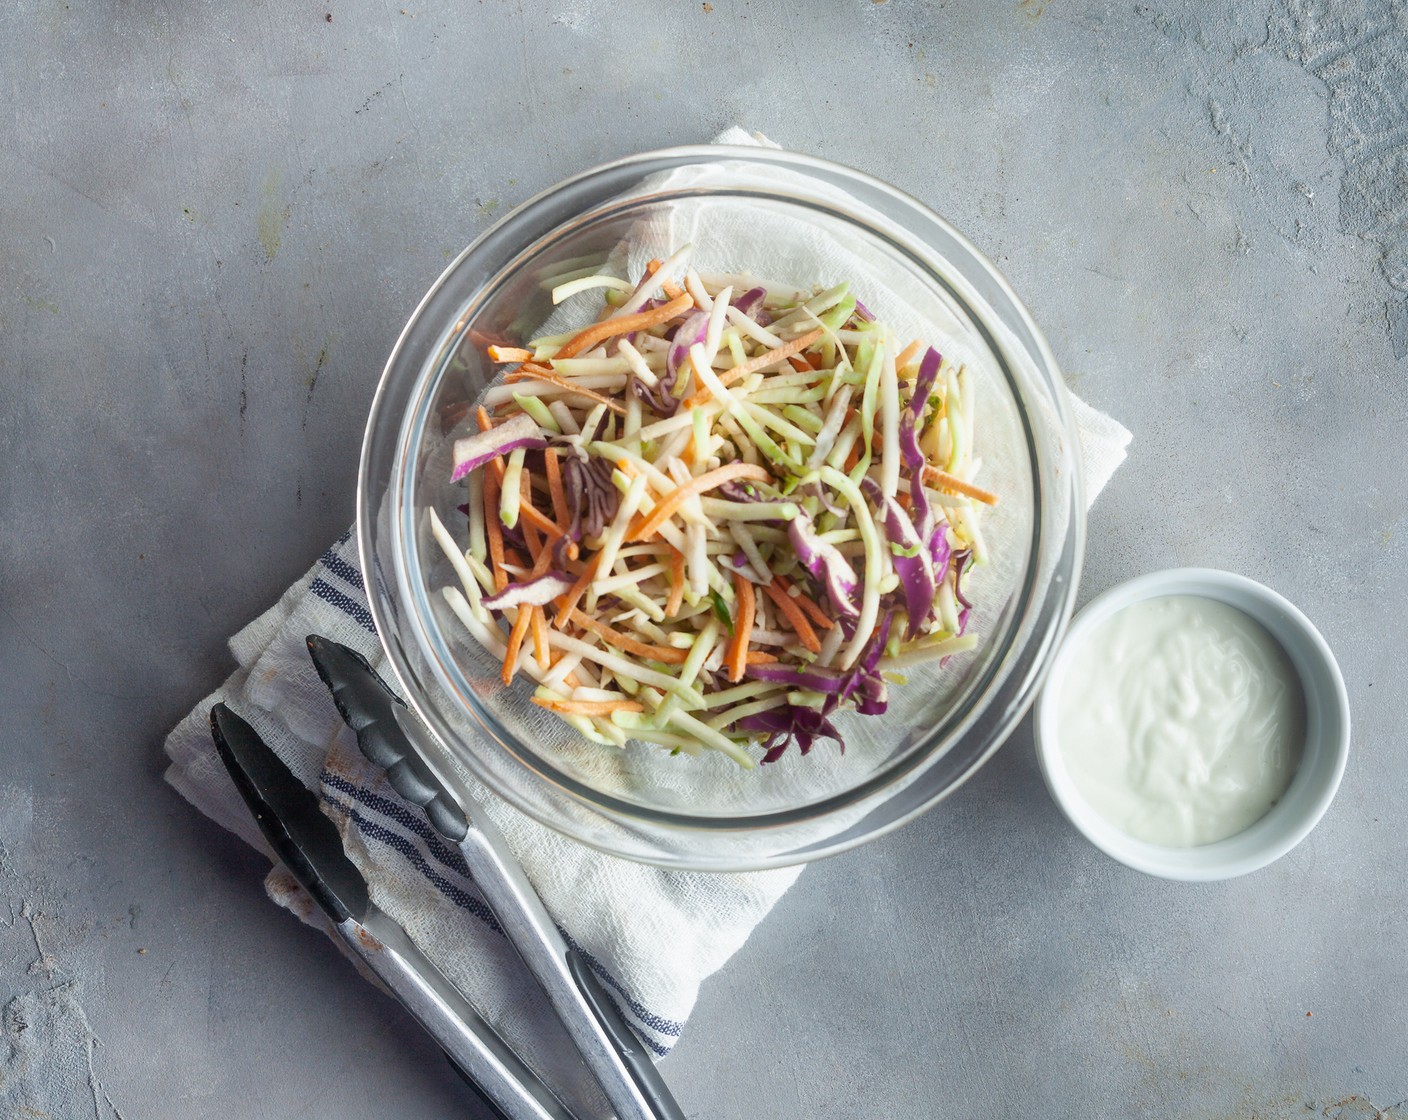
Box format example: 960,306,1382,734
1034,568,1350,881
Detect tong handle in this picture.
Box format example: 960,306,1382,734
340,911,577,1120
207,701,573,1120
306,635,685,1120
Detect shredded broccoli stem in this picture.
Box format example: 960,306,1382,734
514,393,560,433
817,466,887,668
499,448,525,529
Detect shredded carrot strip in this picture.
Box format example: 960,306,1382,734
628,462,773,542
796,599,835,630
482,470,509,593
787,355,811,374
503,367,627,416
895,340,923,372
544,450,568,529
568,609,689,664
922,467,1000,506
532,696,645,716
666,546,685,617
503,606,532,686
554,553,603,627
685,328,827,407
843,440,861,473
529,532,560,577
520,470,541,554
726,571,755,683
502,363,558,382
644,258,685,300
476,406,507,484
563,614,771,664
488,345,534,363
553,293,693,361
529,606,552,670
773,574,835,631
518,498,559,537
762,580,821,654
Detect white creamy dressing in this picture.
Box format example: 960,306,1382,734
1058,595,1304,847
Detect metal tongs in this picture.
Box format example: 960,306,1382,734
209,634,683,1120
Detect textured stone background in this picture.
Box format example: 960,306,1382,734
1,1,1404,1117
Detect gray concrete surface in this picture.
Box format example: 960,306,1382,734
2,0,1405,1116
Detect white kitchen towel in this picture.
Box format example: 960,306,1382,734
164,129,1130,1107
164,526,784,1112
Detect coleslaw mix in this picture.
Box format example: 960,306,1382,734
431,247,997,768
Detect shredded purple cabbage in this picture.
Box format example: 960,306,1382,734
481,571,574,612
450,413,548,483
733,700,843,765
717,479,768,503
861,477,936,639
951,548,972,609
897,414,933,547
627,307,710,418
744,612,893,728
666,310,710,383
930,522,952,575
733,286,771,328
745,662,844,693
912,348,942,411
802,479,846,518
898,346,945,551
562,454,620,539
787,510,859,618
550,531,576,569
720,553,765,584
844,611,892,715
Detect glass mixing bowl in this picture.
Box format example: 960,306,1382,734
358,146,1084,871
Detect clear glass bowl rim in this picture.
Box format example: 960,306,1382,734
358,144,1087,870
